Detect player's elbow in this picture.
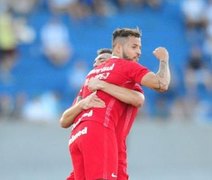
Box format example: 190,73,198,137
133,95,145,107
60,122,69,129
60,120,67,128
59,117,69,128
159,84,169,92
154,82,169,93
135,100,144,108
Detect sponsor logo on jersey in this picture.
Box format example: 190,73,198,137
88,63,115,76
69,127,88,145
71,110,93,130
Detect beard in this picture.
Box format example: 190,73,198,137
122,52,132,61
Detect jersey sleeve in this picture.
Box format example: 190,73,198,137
125,61,150,84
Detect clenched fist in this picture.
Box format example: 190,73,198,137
153,47,169,62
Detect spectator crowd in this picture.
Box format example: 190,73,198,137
0,0,211,122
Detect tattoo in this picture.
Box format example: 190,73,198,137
155,60,168,91
158,60,166,78
154,80,166,91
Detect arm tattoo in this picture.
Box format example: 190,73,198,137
154,60,169,91
158,60,166,78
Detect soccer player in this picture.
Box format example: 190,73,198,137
60,48,143,129
60,48,144,179
68,27,170,179
93,48,112,68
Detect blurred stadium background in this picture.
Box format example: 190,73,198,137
0,0,212,179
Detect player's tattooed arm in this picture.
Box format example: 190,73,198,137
154,59,170,92
141,47,171,92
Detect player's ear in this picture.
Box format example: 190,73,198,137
116,43,122,54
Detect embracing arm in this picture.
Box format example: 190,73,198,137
88,79,145,107
99,83,144,107
59,92,105,128
141,47,171,92
60,97,83,128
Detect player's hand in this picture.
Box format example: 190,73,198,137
81,91,105,110
88,77,104,91
153,47,169,62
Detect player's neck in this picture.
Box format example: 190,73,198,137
111,54,120,59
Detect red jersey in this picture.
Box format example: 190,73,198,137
116,84,143,139
116,84,143,179
72,58,149,131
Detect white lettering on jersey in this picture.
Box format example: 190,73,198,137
88,63,115,76
94,72,110,80
85,63,115,86
71,110,93,130
69,127,88,145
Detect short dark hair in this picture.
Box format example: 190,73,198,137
97,48,112,55
112,27,141,42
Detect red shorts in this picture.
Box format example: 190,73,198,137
66,172,74,180
69,121,118,180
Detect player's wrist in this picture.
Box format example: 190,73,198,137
160,58,168,62
78,100,86,110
